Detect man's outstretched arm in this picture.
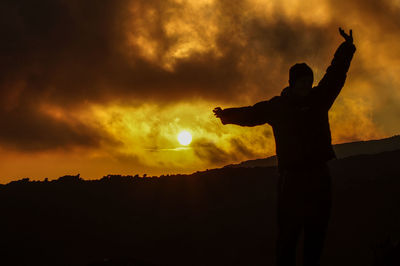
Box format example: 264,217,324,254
213,97,278,127
315,27,356,110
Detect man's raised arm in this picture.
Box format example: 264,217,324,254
213,97,279,127
315,28,356,110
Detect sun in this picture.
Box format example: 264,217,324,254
177,130,192,145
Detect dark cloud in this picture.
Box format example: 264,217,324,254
229,138,256,159
0,0,245,104
192,139,234,165
0,104,112,151
327,0,400,31
192,137,260,165
0,0,345,105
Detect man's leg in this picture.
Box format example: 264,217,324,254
277,171,304,266
277,217,302,266
303,166,332,266
303,208,330,266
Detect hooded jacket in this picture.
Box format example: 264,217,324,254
219,41,356,171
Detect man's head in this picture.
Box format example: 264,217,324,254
289,63,314,96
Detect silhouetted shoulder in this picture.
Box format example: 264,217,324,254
253,96,281,109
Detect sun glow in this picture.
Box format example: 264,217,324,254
177,130,192,145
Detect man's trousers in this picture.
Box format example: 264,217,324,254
276,163,332,266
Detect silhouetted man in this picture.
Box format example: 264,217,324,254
213,28,356,266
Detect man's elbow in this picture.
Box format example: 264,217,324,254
222,120,255,127
239,120,265,127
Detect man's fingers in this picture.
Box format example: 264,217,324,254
339,27,353,43
213,107,222,118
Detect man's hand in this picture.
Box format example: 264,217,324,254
213,107,223,118
339,27,353,43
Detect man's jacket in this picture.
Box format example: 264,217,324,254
219,41,356,171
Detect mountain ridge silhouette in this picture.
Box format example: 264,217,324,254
224,134,400,169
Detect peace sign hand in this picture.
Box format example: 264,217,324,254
339,27,353,43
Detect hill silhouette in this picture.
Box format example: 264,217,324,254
224,134,400,168
1,147,400,265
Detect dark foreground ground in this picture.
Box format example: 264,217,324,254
1,150,400,266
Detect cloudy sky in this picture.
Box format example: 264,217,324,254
1,0,399,182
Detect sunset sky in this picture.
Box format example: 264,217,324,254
1,0,400,182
